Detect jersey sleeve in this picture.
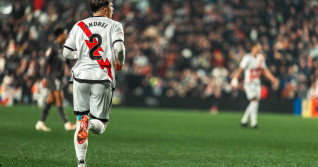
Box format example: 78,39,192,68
239,56,248,69
64,24,77,51
112,22,124,45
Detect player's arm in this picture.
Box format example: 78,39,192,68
262,68,279,89
260,55,279,89
262,68,276,83
114,42,125,71
231,56,248,88
112,22,125,71
63,24,78,59
231,67,243,88
63,49,78,59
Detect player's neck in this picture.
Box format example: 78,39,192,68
251,52,257,57
93,12,106,17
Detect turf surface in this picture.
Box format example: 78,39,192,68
1,106,318,167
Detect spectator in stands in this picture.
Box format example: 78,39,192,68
1,0,318,106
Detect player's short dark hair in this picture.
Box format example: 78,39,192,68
89,0,110,13
54,27,65,37
251,41,261,47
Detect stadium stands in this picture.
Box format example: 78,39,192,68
0,0,317,107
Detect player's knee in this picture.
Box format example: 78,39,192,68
46,93,55,104
250,98,258,102
250,100,259,106
54,91,63,107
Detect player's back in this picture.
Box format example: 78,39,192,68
45,42,65,79
65,16,124,84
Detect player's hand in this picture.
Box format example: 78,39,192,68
231,78,238,89
272,78,279,90
115,60,123,71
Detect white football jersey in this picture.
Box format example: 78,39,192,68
64,16,124,87
240,53,267,84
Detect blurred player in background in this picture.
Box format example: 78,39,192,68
231,42,278,129
35,27,76,132
63,0,125,166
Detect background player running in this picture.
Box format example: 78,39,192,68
35,27,76,132
63,0,125,166
231,42,278,128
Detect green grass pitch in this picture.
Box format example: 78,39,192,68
1,106,318,167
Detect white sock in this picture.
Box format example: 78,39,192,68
74,122,88,161
250,101,259,126
89,119,107,134
241,102,254,124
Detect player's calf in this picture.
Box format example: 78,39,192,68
77,115,89,144
74,115,89,166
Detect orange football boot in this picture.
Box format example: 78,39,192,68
77,115,89,144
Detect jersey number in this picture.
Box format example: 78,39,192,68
87,34,113,80
89,34,102,60
249,69,261,81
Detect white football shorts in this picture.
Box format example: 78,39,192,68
73,80,113,122
244,82,261,100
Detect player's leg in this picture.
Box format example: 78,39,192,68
53,90,76,130
73,80,90,164
74,115,88,167
250,84,261,128
241,83,255,126
54,90,67,123
249,100,259,128
89,82,112,134
89,119,108,134
240,101,253,127
35,92,54,132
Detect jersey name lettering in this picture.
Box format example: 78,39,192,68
88,22,108,29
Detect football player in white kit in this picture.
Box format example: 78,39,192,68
231,42,278,129
63,0,125,166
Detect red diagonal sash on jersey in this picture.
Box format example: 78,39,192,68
77,21,113,80
250,57,263,81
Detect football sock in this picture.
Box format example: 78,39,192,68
250,101,259,127
77,114,88,120
57,107,68,123
89,119,107,134
241,102,253,124
40,103,51,122
74,121,88,161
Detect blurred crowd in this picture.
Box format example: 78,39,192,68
1,0,318,105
